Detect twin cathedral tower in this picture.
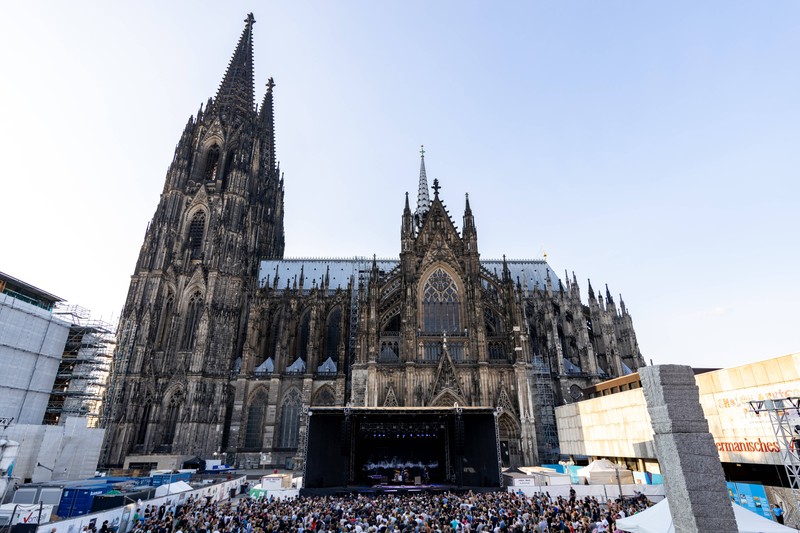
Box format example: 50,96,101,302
104,14,645,469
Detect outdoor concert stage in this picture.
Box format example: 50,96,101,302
303,406,502,492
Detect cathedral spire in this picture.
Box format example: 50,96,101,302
215,13,256,119
414,145,431,226
259,77,276,167
402,192,414,235
462,192,477,242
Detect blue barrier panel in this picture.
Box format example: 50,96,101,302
726,481,773,521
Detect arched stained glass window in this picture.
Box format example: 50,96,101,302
297,310,310,361
422,268,461,335
181,292,203,350
278,389,302,449
155,293,174,350
324,308,341,363
204,145,220,180
244,391,267,449
161,393,182,445
263,312,281,360
188,212,206,259
136,401,151,445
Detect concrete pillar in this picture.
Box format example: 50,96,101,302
639,365,736,532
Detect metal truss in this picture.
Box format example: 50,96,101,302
748,397,800,511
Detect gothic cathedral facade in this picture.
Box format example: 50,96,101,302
104,15,645,469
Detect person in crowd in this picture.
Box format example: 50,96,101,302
126,487,651,533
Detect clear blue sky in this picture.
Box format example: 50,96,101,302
1,1,797,369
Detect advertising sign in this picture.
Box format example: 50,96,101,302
726,481,773,521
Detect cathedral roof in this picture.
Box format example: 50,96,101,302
481,259,560,290
258,258,560,292
259,258,399,291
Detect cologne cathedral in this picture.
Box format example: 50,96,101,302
104,14,645,471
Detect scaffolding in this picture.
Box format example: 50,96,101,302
45,304,115,427
99,318,136,465
748,397,800,516
532,352,560,464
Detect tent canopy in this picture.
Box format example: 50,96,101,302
154,481,193,497
616,498,796,533
577,459,624,477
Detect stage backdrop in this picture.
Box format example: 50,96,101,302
304,407,501,489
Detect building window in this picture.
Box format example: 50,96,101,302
136,402,151,445
484,308,503,336
161,393,182,445
312,386,336,406
181,292,203,350
244,391,267,449
422,268,461,335
188,212,206,259
324,308,341,363
263,312,281,361
278,389,302,449
155,294,174,350
297,311,310,361
204,145,220,180
488,341,505,360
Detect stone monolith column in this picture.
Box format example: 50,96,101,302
639,365,737,532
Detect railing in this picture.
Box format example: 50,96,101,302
419,340,476,363
418,330,469,337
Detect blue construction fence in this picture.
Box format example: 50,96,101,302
58,472,193,518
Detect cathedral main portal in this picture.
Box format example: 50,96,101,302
304,407,501,491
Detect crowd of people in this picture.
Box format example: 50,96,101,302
128,488,653,533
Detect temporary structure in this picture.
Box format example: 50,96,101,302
576,459,634,485
154,480,193,497
616,498,797,533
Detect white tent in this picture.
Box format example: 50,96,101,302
616,498,797,533
154,480,193,497
576,459,634,485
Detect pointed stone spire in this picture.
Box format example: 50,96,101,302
215,13,256,119
259,77,276,167
462,193,477,244
371,254,379,282
402,192,414,240
588,279,596,301
414,145,431,226
605,283,614,305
